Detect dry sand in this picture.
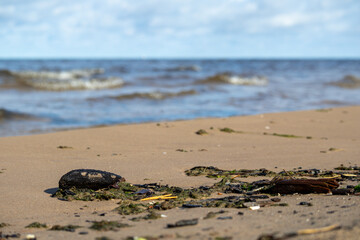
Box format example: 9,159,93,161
0,106,359,240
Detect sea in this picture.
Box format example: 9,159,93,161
1,59,360,137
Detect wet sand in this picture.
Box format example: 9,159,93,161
0,106,359,240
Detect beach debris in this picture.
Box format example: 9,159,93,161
140,194,177,201
299,201,313,207
115,201,149,215
217,216,233,220
89,220,130,231
263,177,339,194
96,237,113,240
130,211,162,222
176,148,188,152
25,222,47,228
185,166,275,178
258,224,341,240
203,210,227,219
249,205,260,210
331,188,354,195
219,127,236,133
263,132,302,138
50,224,81,232
182,204,203,208
0,232,21,239
25,234,36,240
58,169,125,190
195,129,208,135
57,145,73,149
0,223,10,228
167,219,198,228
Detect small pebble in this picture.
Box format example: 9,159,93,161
299,202,313,206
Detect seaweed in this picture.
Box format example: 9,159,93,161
53,182,139,201
49,224,81,232
25,222,47,228
57,145,73,149
115,201,149,215
89,220,130,231
204,210,227,219
264,133,302,138
176,149,188,152
130,211,162,221
185,166,276,178
354,184,360,192
0,223,10,228
195,129,208,135
219,127,236,133
96,237,113,240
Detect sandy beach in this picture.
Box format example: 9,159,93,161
1,106,360,240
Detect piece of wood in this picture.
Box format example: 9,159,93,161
264,178,339,194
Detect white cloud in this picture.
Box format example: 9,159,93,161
0,0,358,57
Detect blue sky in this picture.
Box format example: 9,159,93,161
0,0,359,58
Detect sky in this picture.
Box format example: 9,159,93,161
0,0,359,59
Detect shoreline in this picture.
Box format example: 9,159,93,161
1,106,360,239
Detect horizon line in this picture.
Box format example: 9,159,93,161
0,56,360,60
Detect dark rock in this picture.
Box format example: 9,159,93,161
167,219,198,228
271,198,281,202
238,211,244,215
299,201,313,206
59,169,125,190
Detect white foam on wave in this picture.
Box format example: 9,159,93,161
201,73,268,86
227,76,268,86
11,69,124,91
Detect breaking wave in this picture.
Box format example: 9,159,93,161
0,108,38,121
92,89,197,101
330,75,360,89
199,73,268,86
6,69,124,91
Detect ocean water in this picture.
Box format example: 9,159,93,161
1,59,360,137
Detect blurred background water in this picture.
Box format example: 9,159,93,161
0,59,359,137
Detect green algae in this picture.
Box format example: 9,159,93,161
185,166,276,178
96,237,113,240
176,149,188,152
89,220,130,231
195,129,208,135
203,210,227,219
130,211,162,221
263,132,302,138
115,201,149,215
25,222,47,228
53,182,139,201
0,223,10,228
219,127,236,133
50,224,81,232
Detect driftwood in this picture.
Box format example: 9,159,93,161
264,177,339,194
